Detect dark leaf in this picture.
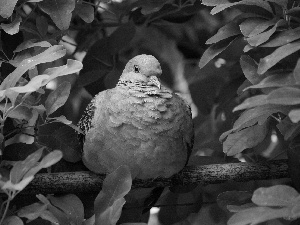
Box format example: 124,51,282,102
38,0,75,30
220,105,288,141
277,117,300,140
294,58,300,83
49,194,84,225
217,191,253,212
206,21,241,44
286,6,300,19
240,18,267,37
245,72,296,90
78,69,110,87
202,0,231,6
74,3,94,23
261,27,300,47
240,55,264,84
258,41,300,74
3,143,39,161
37,123,82,162
246,19,285,47
211,0,273,15
248,17,278,37
36,15,48,37
45,81,71,116
108,22,136,54
235,87,300,111
223,123,268,156
199,37,238,69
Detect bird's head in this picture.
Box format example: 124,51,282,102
120,54,162,89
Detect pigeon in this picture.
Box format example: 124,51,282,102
78,54,193,179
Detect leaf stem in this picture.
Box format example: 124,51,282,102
0,198,10,225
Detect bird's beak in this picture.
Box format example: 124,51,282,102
149,76,161,89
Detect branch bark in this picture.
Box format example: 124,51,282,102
23,159,289,194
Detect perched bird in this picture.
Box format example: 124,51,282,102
78,54,193,179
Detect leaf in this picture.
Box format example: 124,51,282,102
217,191,253,211
49,194,84,225
38,150,63,169
18,202,48,221
0,45,66,91
1,15,22,35
261,27,300,47
5,104,33,121
75,3,94,23
23,150,63,179
94,165,132,225
240,18,267,37
38,0,76,30
211,0,273,15
234,87,300,111
108,22,136,54
49,115,72,124
247,17,278,37
267,0,288,8
293,58,300,83
223,123,268,156
39,210,60,225
252,185,299,207
206,21,241,44
41,59,83,84
202,0,231,6
2,216,23,225
199,37,238,69
9,75,49,93
258,41,300,74
227,206,290,225
240,55,264,84
289,109,300,123
14,40,51,53
10,148,44,184
78,69,110,87
286,6,300,18
36,15,48,36
277,117,300,140
220,105,288,141
0,0,18,18
37,123,82,162
246,19,285,47
45,81,71,115
245,72,296,90
227,203,258,213
2,176,34,191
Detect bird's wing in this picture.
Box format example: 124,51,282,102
77,91,106,151
173,93,194,165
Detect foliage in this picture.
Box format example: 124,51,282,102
1,0,300,225
200,0,300,224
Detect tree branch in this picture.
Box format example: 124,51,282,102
23,160,289,194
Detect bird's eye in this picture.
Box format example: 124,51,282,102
134,65,140,73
